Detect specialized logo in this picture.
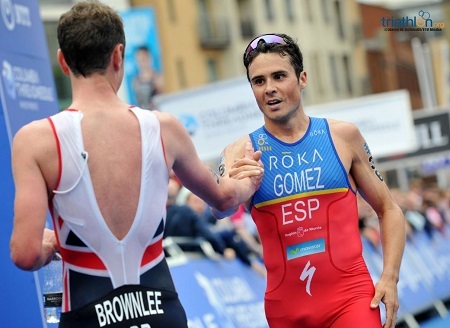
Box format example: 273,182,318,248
286,238,325,260
299,260,316,296
2,60,16,99
0,0,31,31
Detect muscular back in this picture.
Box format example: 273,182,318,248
40,106,143,240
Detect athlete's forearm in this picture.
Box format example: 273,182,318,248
379,208,406,281
210,205,239,220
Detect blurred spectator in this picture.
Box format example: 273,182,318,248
230,205,263,259
132,46,164,110
403,190,427,233
437,188,450,225
164,178,230,257
421,198,446,237
185,191,266,277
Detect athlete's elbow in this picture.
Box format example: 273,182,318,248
210,199,231,213
10,243,41,271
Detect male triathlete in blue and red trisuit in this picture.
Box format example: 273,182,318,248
216,33,406,328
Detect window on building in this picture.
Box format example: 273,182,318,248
264,0,274,21
334,0,345,39
238,0,255,38
285,0,295,22
342,54,353,94
304,0,313,23
329,54,340,94
44,21,71,110
198,0,208,15
206,58,219,82
321,0,329,23
167,0,177,22
312,53,324,96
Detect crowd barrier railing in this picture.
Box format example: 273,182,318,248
362,227,450,328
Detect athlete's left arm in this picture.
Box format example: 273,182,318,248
9,122,58,271
346,124,405,328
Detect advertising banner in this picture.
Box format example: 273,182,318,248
154,76,263,161
170,258,268,328
0,0,59,326
156,83,416,161
121,7,163,109
307,89,417,158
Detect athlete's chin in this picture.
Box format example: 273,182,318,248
264,111,291,124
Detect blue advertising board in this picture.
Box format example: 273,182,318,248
170,258,269,328
362,231,450,324
0,0,59,326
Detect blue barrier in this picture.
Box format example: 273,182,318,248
0,0,59,326
170,258,268,328
362,228,450,325
169,230,450,328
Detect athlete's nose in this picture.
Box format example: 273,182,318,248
265,79,277,95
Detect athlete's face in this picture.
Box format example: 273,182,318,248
248,52,307,124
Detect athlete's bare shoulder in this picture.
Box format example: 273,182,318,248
325,118,366,172
326,118,362,143
13,118,55,152
12,117,60,192
152,110,174,123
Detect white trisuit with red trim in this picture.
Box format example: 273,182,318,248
48,108,188,328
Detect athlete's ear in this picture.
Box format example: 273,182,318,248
299,70,307,89
57,49,70,76
111,44,124,71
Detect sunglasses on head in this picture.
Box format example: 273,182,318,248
243,34,287,62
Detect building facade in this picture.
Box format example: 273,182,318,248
39,0,370,108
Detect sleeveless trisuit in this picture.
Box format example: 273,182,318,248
48,108,188,328
249,117,382,328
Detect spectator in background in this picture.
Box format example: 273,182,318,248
230,204,264,259
185,191,266,277
164,177,233,258
437,188,450,226
389,189,416,240
421,197,446,237
403,190,427,234
132,45,164,110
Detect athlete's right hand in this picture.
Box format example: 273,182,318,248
229,142,264,181
43,228,59,266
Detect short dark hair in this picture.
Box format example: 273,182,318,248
243,33,303,82
57,0,126,77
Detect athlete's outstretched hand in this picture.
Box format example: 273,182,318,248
229,142,263,181
370,276,399,328
42,228,59,266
